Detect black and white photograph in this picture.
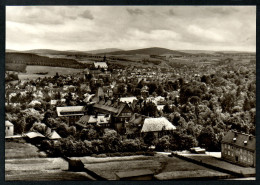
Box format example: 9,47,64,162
5,6,256,180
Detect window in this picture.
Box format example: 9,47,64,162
231,152,233,157
228,151,230,155
228,145,230,149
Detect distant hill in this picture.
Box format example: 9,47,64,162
86,48,123,54
106,47,189,56
6,52,87,69
19,49,90,56
6,49,18,53
215,51,255,55
178,50,216,55
179,50,255,55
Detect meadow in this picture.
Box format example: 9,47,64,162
18,65,84,80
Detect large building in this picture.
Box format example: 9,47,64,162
93,100,133,133
56,106,86,124
221,131,256,167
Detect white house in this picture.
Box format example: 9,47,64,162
141,117,176,139
5,121,14,136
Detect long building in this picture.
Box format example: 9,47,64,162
221,131,255,167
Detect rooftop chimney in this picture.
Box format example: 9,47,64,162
244,141,248,145
233,138,236,142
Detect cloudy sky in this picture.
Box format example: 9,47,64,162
6,6,256,52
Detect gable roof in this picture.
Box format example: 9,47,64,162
222,131,255,152
126,113,146,135
93,103,118,114
77,114,111,126
56,106,85,116
25,132,45,139
128,113,145,125
48,131,61,140
93,100,130,116
141,117,176,133
5,120,13,127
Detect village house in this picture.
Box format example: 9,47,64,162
125,113,147,138
93,99,133,133
5,121,14,136
76,114,111,128
56,106,86,125
141,117,176,139
221,131,256,167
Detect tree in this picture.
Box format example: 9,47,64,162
56,123,70,138
198,126,218,151
143,132,156,146
30,122,47,135
148,82,157,95
117,84,126,95
142,101,157,117
25,115,39,132
102,129,120,152
156,135,171,151
156,85,164,96
65,92,73,106
163,103,172,114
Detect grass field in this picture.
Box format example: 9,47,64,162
178,154,255,176
72,153,229,180
5,141,46,159
5,141,92,181
18,65,84,80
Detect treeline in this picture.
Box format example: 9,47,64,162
6,52,87,69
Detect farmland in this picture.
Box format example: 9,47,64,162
18,65,84,80
175,153,256,177
71,153,229,180
5,141,93,181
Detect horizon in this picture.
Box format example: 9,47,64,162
5,46,256,53
6,6,256,52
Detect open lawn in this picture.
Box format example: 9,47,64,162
5,141,46,159
177,154,255,176
5,158,92,181
72,153,229,180
5,141,93,181
18,65,84,80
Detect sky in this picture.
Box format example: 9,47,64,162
6,6,256,52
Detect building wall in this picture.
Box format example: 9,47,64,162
221,143,255,167
5,126,14,136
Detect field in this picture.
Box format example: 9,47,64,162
5,141,93,181
6,63,27,72
18,65,84,80
71,153,229,180
5,141,46,159
177,153,255,176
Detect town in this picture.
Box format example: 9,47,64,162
5,49,256,180
5,5,256,181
